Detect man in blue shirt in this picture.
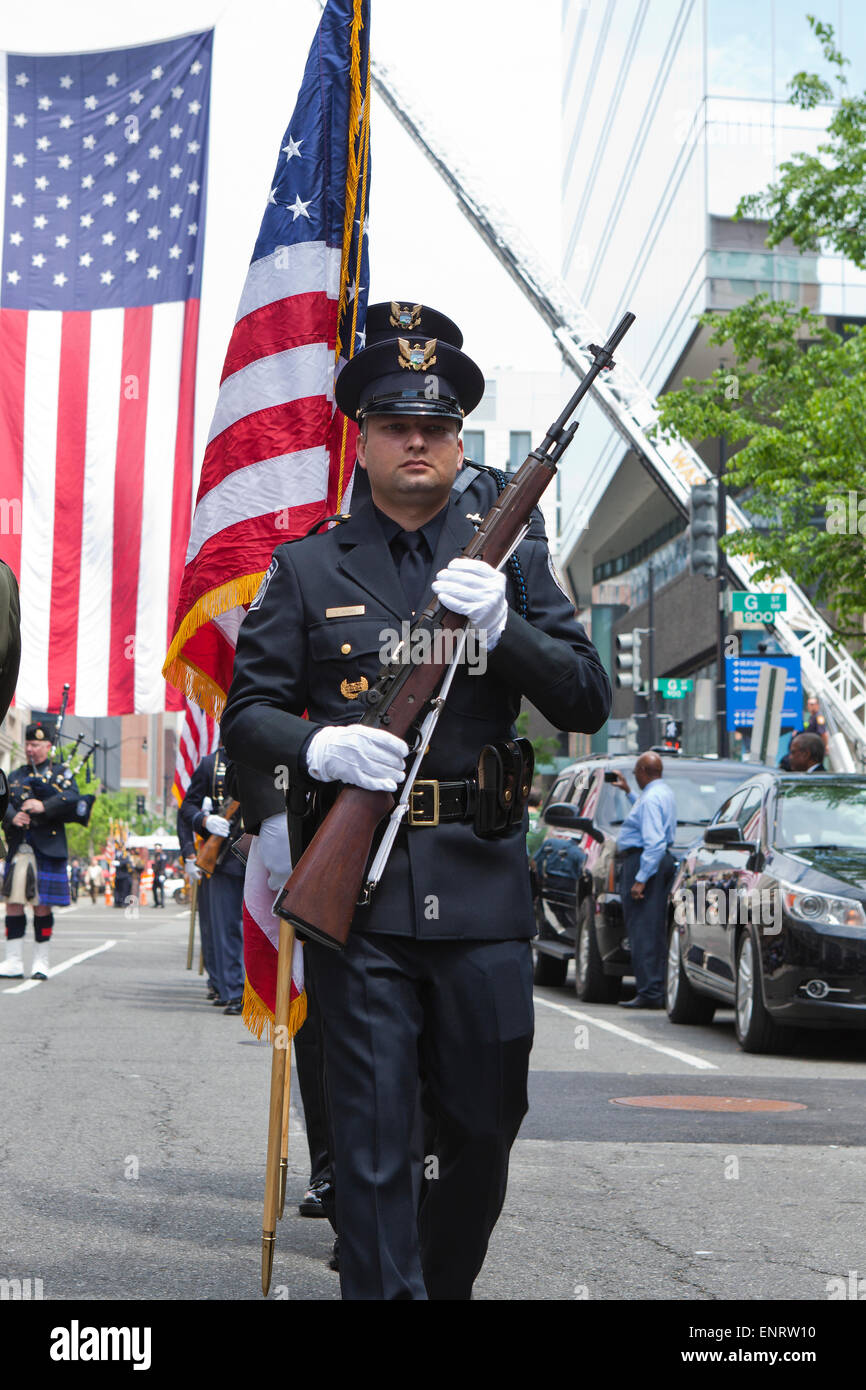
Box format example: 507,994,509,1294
612,752,677,1009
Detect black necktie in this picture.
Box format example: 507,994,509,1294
394,529,429,615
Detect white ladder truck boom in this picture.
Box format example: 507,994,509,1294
371,55,866,771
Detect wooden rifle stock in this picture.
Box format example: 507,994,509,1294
273,312,636,950
195,798,241,877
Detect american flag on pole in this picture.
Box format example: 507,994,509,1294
0,30,212,717
162,0,371,719
171,695,219,806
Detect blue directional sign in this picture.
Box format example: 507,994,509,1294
725,656,803,730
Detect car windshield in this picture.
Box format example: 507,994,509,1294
775,781,866,850
599,767,757,833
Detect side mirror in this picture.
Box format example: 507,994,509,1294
704,822,755,852
543,803,604,842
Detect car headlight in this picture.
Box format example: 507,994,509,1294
779,880,866,928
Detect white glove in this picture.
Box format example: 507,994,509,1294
431,557,508,650
202,796,213,815
204,814,230,837
185,857,201,883
305,725,409,792
258,813,293,892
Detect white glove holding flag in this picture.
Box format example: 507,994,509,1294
185,857,201,884
258,813,293,893
432,557,508,650
305,725,409,792
204,814,230,837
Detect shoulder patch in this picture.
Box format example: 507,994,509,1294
249,556,278,611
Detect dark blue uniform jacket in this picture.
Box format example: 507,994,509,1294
221,465,611,939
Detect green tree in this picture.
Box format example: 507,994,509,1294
653,18,866,651
736,17,866,268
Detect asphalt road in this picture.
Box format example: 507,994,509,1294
2,897,866,1305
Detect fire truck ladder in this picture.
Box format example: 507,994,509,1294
372,56,866,769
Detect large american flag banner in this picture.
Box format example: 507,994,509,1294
163,0,371,719
171,695,219,806
0,31,212,716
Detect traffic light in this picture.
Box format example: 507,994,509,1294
660,717,683,750
615,631,644,692
136,795,146,815
689,482,718,577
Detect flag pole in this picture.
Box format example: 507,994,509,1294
262,917,295,1295
186,878,198,970
278,1045,292,1219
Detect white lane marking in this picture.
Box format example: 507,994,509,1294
534,995,718,1071
2,940,117,993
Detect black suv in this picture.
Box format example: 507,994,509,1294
532,754,771,1000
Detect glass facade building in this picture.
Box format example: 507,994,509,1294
559,0,866,594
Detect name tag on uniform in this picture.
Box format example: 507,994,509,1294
325,605,366,618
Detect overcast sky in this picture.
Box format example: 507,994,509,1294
2,0,563,473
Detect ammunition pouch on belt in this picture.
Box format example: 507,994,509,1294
474,737,534,840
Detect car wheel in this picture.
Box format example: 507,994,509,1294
665,925,716,1025
533,948,568,987
735,930,785,1054
574,898,620,1003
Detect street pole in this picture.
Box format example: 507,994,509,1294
647,561,656,739
717,436,729,758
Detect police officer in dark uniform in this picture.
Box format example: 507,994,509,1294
178,747,245,1013
113,849,133,907
151,843,167,908
0,721,80,980
222,304,611,1299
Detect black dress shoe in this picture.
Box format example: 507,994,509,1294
223,998,243,1015
299,1180,333,1217
211,996,229,1007
619,995,664,1010
206,985,219,1000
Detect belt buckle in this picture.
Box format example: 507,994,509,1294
408,780,439,827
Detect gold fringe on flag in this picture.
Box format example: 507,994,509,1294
337,52,372,509
161,571,267,719
242,975,308,1041
334,0,367,361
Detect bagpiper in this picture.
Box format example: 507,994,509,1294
1,721,81,980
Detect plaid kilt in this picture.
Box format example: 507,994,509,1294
3,852,70,906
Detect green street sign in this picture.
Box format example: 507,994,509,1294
654,678,694,698
731,591,787,617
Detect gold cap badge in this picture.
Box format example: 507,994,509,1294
390,301,422,330
398,338,437,371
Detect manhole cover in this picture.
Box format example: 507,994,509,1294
610,1095,806,1112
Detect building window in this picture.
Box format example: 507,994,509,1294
508,431,531,472
463,430,485,466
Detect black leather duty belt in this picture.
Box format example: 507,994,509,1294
407,779,477,828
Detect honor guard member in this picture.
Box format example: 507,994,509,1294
0,721,80,979
222,307,612,1300
176,789,220,1002
178,747,246,1014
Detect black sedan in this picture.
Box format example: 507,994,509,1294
666,773,866,1052
531,754,771,1001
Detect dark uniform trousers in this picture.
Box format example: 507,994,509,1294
310,932,534,1300
222,466,612,1300
177,751,245,1003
